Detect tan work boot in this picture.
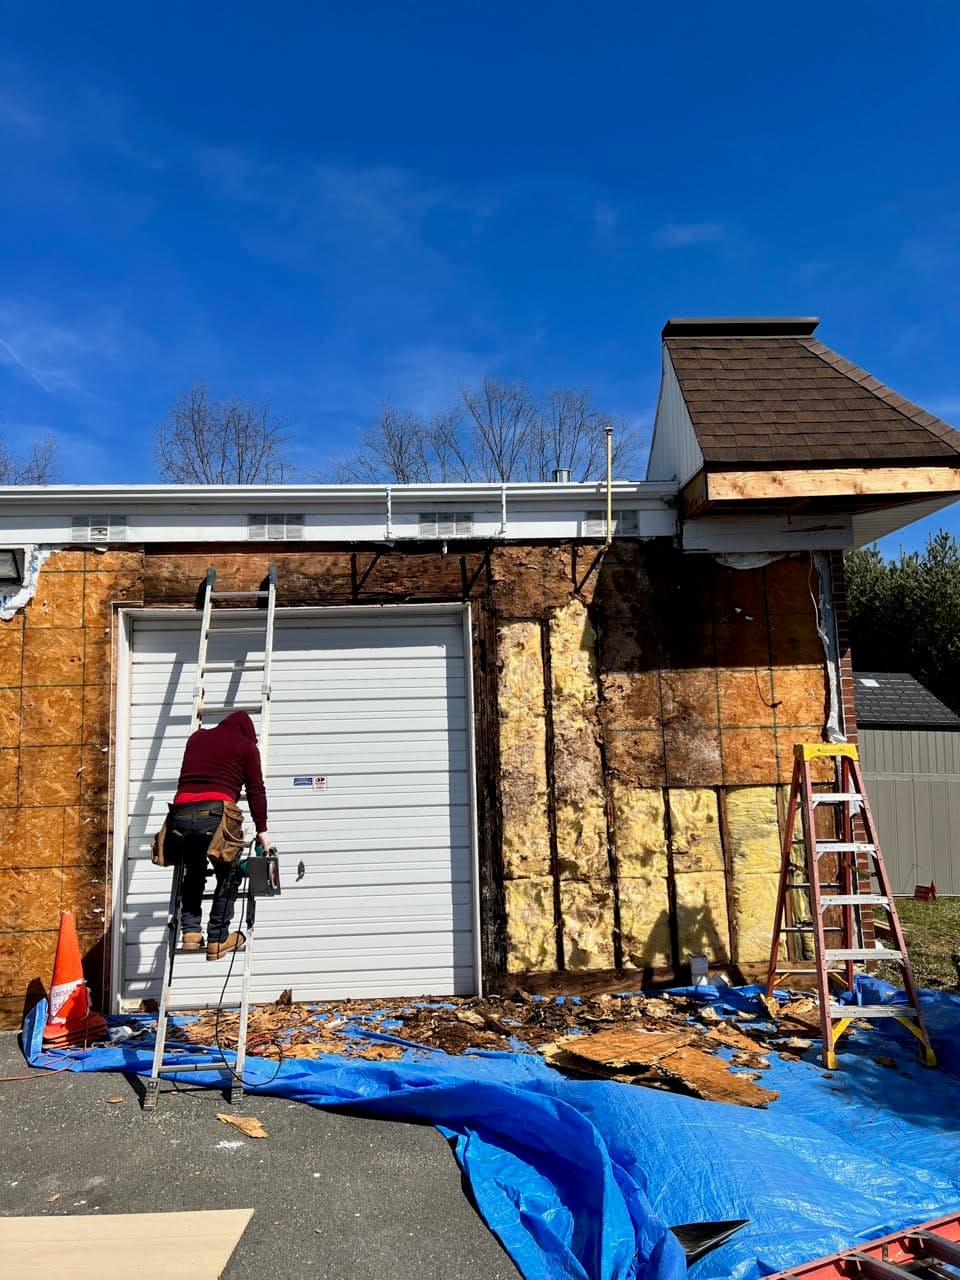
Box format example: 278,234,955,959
181,932,204,952
206,932,246,961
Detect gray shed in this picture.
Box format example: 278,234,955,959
856,672,960,895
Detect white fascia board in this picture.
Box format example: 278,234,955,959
0,480,678,545
683,513,854,553
645,347,704,486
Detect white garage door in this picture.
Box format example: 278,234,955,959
119,608,477,1008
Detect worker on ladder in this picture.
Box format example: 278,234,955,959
153,710,270,961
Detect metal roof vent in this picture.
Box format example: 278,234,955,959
553,468,572,483
72,515,127,542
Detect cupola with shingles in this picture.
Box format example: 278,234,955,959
647,317,960,542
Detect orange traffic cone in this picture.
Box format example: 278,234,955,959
42,910,108,1046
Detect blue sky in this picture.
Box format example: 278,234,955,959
1,2,958,554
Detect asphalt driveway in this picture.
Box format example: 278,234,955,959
0,1032,518,1279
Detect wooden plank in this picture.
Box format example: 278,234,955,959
657,1045,780,1108
706,466,960,503
0,1208,253,1278
550,1027,695,1069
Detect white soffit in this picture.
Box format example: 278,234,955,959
851,495,960,547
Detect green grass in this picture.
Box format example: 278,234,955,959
876,897,960,989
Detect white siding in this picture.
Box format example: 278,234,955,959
646,348,704,485
120,610,476,1007
860,728,960,895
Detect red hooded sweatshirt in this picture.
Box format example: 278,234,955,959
173,711,268,832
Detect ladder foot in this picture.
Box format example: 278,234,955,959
142,1078,160,1113
228,1083,244,1105
922,1048,938,1068
823,1049,838,1070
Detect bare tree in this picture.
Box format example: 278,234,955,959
460,378,537,482
155,385,295,483
334,380,642,483
336,407,431,483
0,432,58,484
532,388,640,481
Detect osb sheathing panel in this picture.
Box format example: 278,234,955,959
0,551,135,1009
0,620,24,686
490,546,572,618
504,878,555,973
497,622,551,880
619,875,671,969
560,880,615,970
549,600,608,881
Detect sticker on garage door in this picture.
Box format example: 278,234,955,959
293,775,328,791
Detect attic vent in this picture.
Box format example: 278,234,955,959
582,509,640,538
71,515,127,542
419,512,474,537
248,514,304,540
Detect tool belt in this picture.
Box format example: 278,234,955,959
151,800,247,867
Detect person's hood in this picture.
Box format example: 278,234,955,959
213,710,258,742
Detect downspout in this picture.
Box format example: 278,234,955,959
811,551,845,743
604,427,613,547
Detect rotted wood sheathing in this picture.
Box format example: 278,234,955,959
0,539,838,1020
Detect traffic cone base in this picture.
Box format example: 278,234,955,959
42,910,108,1046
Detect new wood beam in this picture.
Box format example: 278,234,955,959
706,466,960,503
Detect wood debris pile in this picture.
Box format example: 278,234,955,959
170,990,825,1108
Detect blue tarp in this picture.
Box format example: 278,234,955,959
23,985,960,1280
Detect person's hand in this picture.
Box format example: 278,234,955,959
256,831,270,850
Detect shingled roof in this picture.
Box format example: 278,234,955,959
854,671,960,729
663,318,960,468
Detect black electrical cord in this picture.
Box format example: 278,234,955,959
212,854,284,1090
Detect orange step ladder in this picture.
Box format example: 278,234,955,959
765,743,935,1070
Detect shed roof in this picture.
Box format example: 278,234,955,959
663,318,960,468
853,671,960,729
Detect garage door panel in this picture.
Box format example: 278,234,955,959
121,610,477,1007
127,740,469,774
124,967,477,1005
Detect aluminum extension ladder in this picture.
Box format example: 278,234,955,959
766,742,935,1070
143,566,278,1112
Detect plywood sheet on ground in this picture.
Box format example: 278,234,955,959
0,1208,253,1278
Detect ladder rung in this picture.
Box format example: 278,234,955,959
816,842,876,854
201,660,267,673
787,882,842,891
811,792,864,806
828,1003,917,1019
200,703,263,715
820,894,889,908
210,589,270,599
825,947,903,962
782,925,842,933
155,1062,232,1075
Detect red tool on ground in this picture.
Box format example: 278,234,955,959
914,881,937,902
42,909,108,1046
765,1211,960,1278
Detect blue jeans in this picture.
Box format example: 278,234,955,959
167,803,243,944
